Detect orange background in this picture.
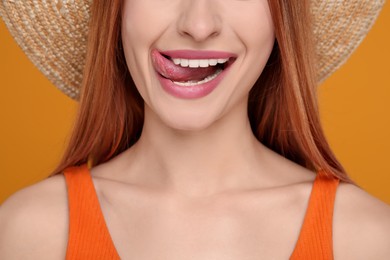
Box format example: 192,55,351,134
1,5,389,204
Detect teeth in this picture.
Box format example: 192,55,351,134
173,69,223,87
218,58,228,64
171,58,228,68
189,60,200,68
199,60,209,68
209,59,218,66
180,59,189,67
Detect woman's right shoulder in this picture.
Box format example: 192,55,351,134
0,174,69,259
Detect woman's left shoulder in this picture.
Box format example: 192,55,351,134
333,181,390,259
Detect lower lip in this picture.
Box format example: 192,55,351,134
155,65,231,99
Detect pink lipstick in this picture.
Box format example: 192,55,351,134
151,49,236,99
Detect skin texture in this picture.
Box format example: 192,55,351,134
0,0,389,259
122,0,275,132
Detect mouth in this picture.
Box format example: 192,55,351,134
151,49,236,99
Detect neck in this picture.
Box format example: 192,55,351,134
124,102,270,197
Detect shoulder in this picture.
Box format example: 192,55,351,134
0,174,68,259
333,181,390,259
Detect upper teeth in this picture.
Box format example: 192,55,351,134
171,58,229,68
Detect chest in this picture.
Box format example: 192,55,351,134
99,189,309,259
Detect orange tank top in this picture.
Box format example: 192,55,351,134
64,165,340,259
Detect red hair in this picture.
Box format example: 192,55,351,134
52,0,353,183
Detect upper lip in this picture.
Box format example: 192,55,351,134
158,50,237,60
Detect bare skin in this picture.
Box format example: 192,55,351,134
0,137,390,259
1,0,390,258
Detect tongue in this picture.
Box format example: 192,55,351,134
152,50,218,82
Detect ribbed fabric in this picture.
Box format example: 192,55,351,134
64,165,120,260
290,171,340,260
64,165,339,259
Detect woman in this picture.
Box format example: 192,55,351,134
0,0,389,259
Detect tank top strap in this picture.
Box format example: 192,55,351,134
64,164,120,260
290,171,340,260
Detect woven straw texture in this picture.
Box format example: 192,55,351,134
0,0,386,100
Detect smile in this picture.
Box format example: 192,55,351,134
152,49,236,99
171,58,228,68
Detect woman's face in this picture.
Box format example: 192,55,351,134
122,0,275,131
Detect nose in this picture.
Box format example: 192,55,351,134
177,0,222,42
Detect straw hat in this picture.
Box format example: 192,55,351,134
0,0,386,100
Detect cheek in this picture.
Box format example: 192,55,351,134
121,1,174,48
241,10,275,83
121,2,155,56
121,1,174,98
121,3,155,100
224,0,274,49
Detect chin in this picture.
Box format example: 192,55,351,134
158,108,222,133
